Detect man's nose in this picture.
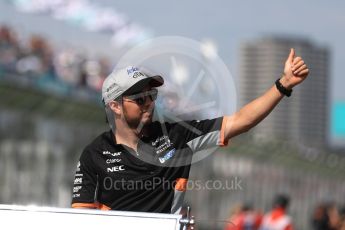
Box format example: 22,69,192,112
143,96,154,108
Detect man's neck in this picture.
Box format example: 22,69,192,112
114,124,147,152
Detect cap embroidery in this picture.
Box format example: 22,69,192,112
127,66,139,75
132,71,145,78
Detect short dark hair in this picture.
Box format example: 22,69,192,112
273,194,290,209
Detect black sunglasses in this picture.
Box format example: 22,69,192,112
123,88,158,106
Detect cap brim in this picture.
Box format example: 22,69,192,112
124,75,164,95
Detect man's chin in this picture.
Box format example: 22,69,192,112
142,111,153,118
141,115,153,124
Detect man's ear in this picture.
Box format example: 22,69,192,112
108,100,122,115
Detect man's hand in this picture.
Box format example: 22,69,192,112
223,48,310,141
280,48,309,90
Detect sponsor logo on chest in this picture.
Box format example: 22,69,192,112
107,165,125,172
103,151,121,157
102,150,124,172
106,158,121,164
152,136,174,155
159,148,176,164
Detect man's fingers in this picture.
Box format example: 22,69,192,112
287,48,295,63
292,60,305,71
293,64,307,74
295,69,309,76
293,57,302,65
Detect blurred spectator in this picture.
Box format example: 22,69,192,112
0,25,20,74
340,206,345,230
328,203,341,230
312,203,331,230
98,57,111,87
311,203,342,230
16,35,55,77
54,49,84,86
259,194,293,230
225,203,263,230
82,56,111,92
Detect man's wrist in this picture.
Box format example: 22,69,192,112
275,76,293,97
279,74,293,90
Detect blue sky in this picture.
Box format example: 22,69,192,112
1,0,344,102
100,0,345,100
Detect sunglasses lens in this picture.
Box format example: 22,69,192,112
126,89,158,105
135,97,145,105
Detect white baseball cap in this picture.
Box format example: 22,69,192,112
102,66,164,104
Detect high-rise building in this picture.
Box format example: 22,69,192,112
238,37,330,147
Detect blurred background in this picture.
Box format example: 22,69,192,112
0,0,345,229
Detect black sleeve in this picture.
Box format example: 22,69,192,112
71,149,99,208
169,116,228,153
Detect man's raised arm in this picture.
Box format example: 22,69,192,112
224,48,309,140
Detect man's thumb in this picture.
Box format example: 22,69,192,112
287,48,295,62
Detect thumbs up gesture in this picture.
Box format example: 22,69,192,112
281,48,309,89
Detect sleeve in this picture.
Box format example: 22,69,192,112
71,149,99,209
170,116,229,153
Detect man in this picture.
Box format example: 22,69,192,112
225,203,263,230
259,194,294,230
71,49,309,214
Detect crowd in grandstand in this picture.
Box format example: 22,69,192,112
0,24,112,99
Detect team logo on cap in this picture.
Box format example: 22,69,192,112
126,66,145,78
132,71,145,78
106,82,118,92
127,66,139,74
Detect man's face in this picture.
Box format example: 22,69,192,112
121,86,157,129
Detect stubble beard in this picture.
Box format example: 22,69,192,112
123,106,154,130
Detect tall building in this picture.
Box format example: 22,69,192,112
238,37,330,147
